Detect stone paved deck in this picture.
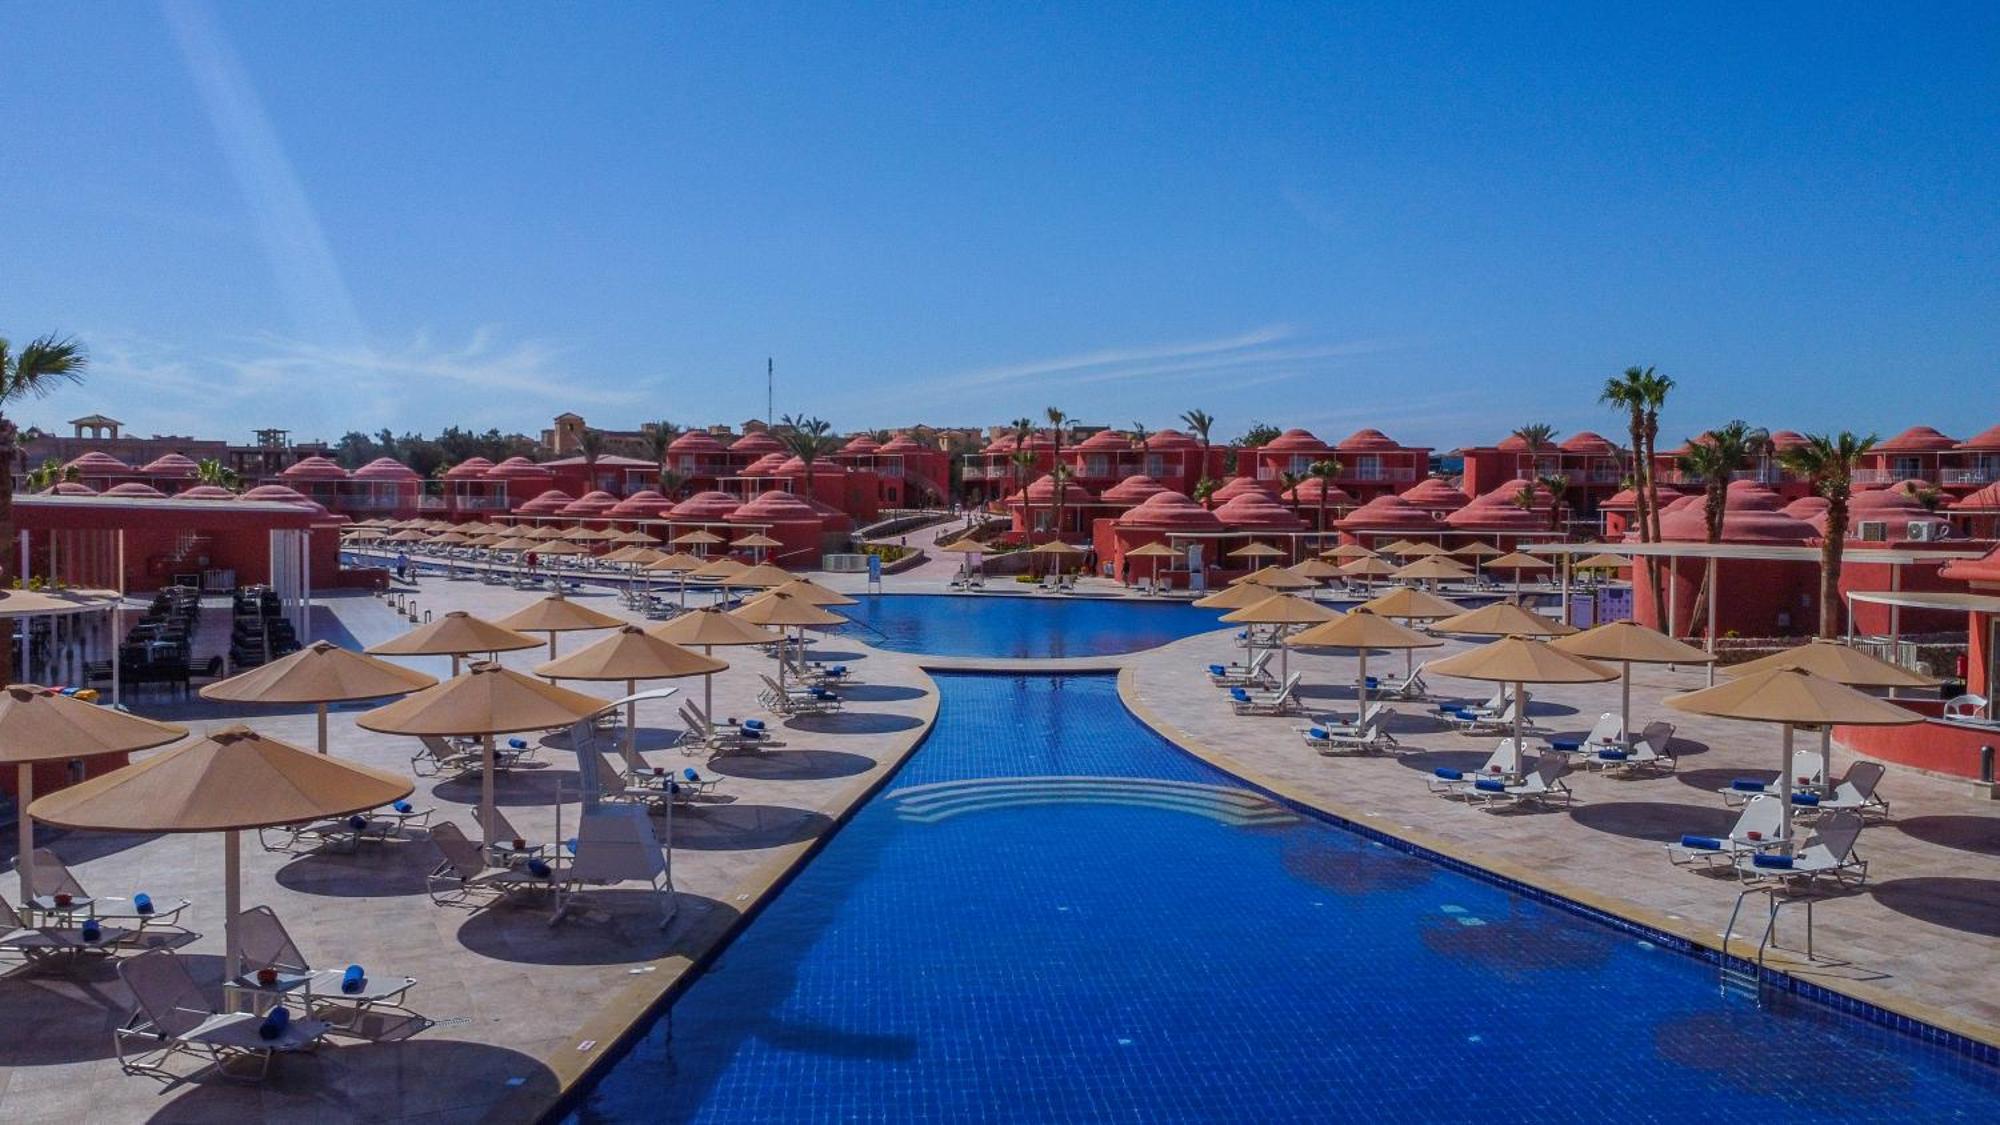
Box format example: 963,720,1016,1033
0,576,937,1124
1122,628,2000,1052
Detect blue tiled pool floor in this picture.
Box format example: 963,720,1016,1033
571,675,1999,1122
839,594,1220,657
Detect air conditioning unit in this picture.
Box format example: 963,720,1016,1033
1907,520,1950,541
1855,520,1888,542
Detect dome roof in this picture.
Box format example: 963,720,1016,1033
1941,544,2000,585
48,481,98,496
776,456,844,477
1287,477,1354,506
1114,490,1224,532
1074,429,1131,452
725,489,824,524
668,430,726,453
1100,475,1168,505
983,434,1018,454
514,489,577,515
280,455,348,481
877,433,925,454
1020,473,1097,504
1599,488,1640,512
1444,482,1554,533
1769,430,1809,452
1559,431,1618,455
1212,489,1305,530
1334,493,1444,533
729,431,785,454
1951,481,2000,512
443,456,495,480
1262,428,1330,453
101,482,166,499
1145,429,1200,451
1400,478,1469,511
559,490,619,516
1955,424,2000,452
605,490,673,519
138,452,200,478
1336,428,1403,452
352,457,422,481
839,435,880,454
485,456,554,481
63,451,133,475
1782,495,1830,521
1875,425,1957,453
1210,477,1273,503
740,453,787,476
1656,481,1814,543
238,484,332,518
668,490,741,520
178,485,237,500
1495,434,1531,452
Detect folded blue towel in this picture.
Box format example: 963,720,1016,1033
743,719,765,731
1309,728,1330,740
811,688,836,700
831,666,848,674
1596,749,1628,761
507,737,529,751
1230,688,1250,701
1792,792,1821,806
527,859,553,878
1209,664,1226,676
81,918,102,943
348,814,369,831
1680,835,1723,850
341,965,366,994
1551,739,1581,752
683,767,700,782
133,893,154,916
1433,767,1464,780
1731,778,1767,792
1365,677,1380,688
392,800,413,814
565,837,579,854
1474,778,1506,793
258,1006,291,1041
1752,854,1795,869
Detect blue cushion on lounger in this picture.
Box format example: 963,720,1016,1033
1209,664,1226,676
1365,677,1380,689
742,719,765,731
1473,778,1506,793
1596,749,1628,761
1792,792,1820,806
508,738,529,751
348,814,368,831
1433,767,1464,780
1680,835,1723,850
1309,728,1330,740
341,965,366,994
811,688,836,700
1230,688,1250,701
393,800,413,814
1551,739,1581,752
81,918,102,943
565,837,578,854
527,859,553,878
133,893,154,916
1752,854,1794,869
683,767,700,782
258,1006,291,1041
1731,778,1766,792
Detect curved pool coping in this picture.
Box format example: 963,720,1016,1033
1114,642,2000,1064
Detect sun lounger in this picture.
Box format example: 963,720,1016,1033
551,806,678,928
228,905,416,1031
115,948,330,1082
1720,749,1826,806
1373,663,1431,702
1592,720,1676,775
0,890,132,966
681,701,779,754
1207,650,1275,688
410,733,480,777
1227,672,1303,716
1808,761,1890,821
1462,753,1572,810
759,673,841,715
1427,738,1530,794
1666,793,1789,868
425,821,566,908
259,798,433,853
1438,697,1530,736
1298,707,1400,755
26,850,192,933
1730,811,1869,889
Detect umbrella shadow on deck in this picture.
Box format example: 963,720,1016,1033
456,891,736,966
1394,748,1506,774
1867,877,2000,939
712,749,874,781
146,1037,561,1123
669,804,832,851
274,840,439,898
1892,815,2000,858
1674,766,1772,794
0,970,133,1063
1568,800,1733,843
785,711,924,735
432,768,580,807
833,684,927,703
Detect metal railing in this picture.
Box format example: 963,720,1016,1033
1943,467,1997,485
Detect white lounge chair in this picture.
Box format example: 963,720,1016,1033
1731,811,1869,889
551,806,677,928
1298,707,1400,755
1230,673,1303,716
425,821,564,909
759,673,841,714
1207,649,1275,688
0,890,132,966
1666,794,1789,869
410,734,480,777
1721,749,1826,806
26,850,191,933
259,798,433,853
228,905,416,1030
115,948,330,1082
1427,738,1530,794
681,701,779,753
1594,721,1676,775
1808,761,1891,821
1462,754,1573,810
1373,663,1430,702
1441,696,1530,736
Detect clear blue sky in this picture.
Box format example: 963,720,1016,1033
3,2,1994,450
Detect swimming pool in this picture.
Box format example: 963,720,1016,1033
571,674,2000,1121
838,593,1220,657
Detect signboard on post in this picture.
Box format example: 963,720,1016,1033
867,552,882,592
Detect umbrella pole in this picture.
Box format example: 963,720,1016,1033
1780,725,1795,853
1622,662,1632,748
318,702,329,755
1513,679,1526,766
1820,726,1832,797
704,646,715,718
482,734,497,846
1357,648,1369,721
223,829,241,981
16,764,32,901
626,678,638,760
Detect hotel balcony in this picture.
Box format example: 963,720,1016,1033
1850,469,1900,485
1943,467,1997,486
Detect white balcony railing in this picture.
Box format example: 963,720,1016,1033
1943,467,1997,486
1850,469,1898,485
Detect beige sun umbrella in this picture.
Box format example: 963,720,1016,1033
1360,586,1462,620
1339,556,1399,577
1287,557,1345,599
1377,539,1421,557
537,626,727,759
1433,601,1575,638
769,578,859,607
732,532,783,561
646,552,707,573
382,529,430,543
730,563,796,589
201,639,438,755
935,537,990,553
496,592,624,664
1398,542,1451,558
1231,565,1318,591
428,531,472,546
1575,552,1630,571
524,525,567,541
671,529,725,552
1485,550,1554,597
1552,621,1715,749
611,529,661,546
1453,541,1503,559
1228,542,1285,560
1668,666,1921,847
1218,593,1337,681
1392,557,1474,583
0,685,186,900
598,545,651,566
649,608,782,717
533,540,588,558
358,662,611,845
691,556,749,581
1430,635,1617,762
735,592,848,687
1320,543,1379,561
563,526,614,542
367,610,540,676
1287,610,1442,719
29,725,410,979
1193,582,1288,610
1722,638,1939,786
1123,541,1181,587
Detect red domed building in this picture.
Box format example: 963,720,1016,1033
1101,490,1225,588
1333,493,1445,547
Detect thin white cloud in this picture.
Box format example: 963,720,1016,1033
938,324,1299,392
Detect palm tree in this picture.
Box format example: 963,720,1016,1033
777,414,841,495
1635,368,1674,544
1279,470,1303,509
1044,407,1070,535
644,420,682,489
1780,432,1877,637
1601,365,1672,608
1129,421,1149,449
1049,462,1076,537
1676,421,1768,543
0,331,88,680
195,457,241,491
1308,458,1343,536
576,427,607,488
1536,473,1569,532
1009,417,1034,500
1009,449,1038,533
24,457,64,492
1180,408,1215,500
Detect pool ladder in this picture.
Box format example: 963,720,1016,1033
1719,887,1817,1003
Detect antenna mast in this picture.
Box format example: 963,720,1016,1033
766,357,774,426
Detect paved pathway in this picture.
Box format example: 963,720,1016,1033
1122,627,2000,1049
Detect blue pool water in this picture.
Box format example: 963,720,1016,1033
839,593,1219,657
572,674,1999,1122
